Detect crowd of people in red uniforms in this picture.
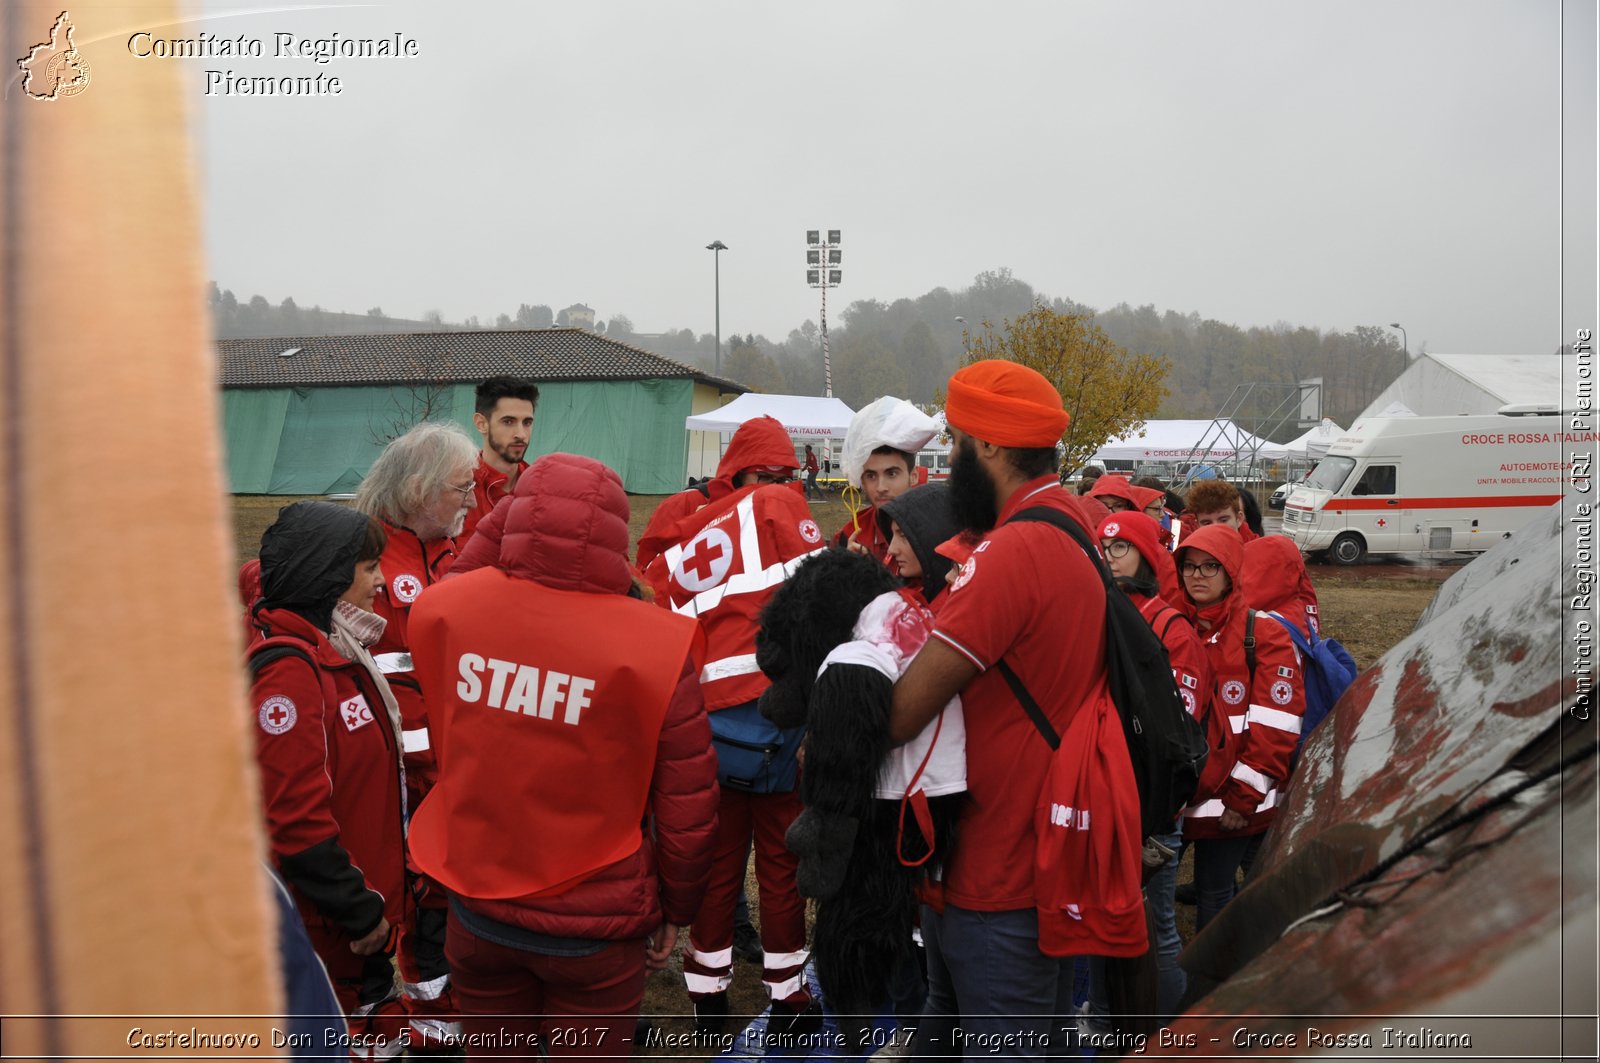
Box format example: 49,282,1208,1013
239,363,1327,1060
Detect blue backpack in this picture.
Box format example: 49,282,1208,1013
1253,611,1358,753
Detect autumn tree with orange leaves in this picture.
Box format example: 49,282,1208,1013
961,304,1170,476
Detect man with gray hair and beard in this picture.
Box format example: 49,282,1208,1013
354,419,478,1049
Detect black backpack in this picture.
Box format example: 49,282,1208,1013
996,506,1209,845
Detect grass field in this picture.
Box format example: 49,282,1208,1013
232,491,1442,1035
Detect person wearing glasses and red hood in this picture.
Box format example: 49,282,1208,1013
1174,524,1306,934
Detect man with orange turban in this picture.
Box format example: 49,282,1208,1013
890,361,1142,1054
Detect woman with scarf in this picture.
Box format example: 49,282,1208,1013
1174,524,1307,932
244,501,411,1037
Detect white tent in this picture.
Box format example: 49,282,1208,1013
1090,419,1286,463
1283,418,1345,461
684,393,856,438
1359,353,1573,419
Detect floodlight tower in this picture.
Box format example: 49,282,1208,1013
806,229,842,397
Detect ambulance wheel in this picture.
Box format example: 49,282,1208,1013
1329,533,1366,566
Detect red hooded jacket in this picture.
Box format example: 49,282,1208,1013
418,454,719,938
1095,512,1211,723
1242,534,1322,638
636,416,799,572
249,606,409,943
1175,524,1307,840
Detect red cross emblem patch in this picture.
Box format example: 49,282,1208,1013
675,527,735,593
340,694,374,733
259,695,297,735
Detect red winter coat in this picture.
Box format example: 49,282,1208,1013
1243,534,1322,638
248,606,409,943
1176,525,1306,840
635,415,798,572
424,454,719,938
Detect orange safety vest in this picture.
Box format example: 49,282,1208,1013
406,568,701,899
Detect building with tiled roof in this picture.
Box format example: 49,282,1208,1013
219,328,746,495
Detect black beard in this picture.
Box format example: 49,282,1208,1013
949,442,999,534
490,440,525,467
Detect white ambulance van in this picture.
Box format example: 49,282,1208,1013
1282,407,1592,564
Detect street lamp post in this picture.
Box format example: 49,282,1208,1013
706,240,728,376
1388,322,1408,361
806,230,842,397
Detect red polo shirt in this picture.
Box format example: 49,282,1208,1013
929,476,1115,911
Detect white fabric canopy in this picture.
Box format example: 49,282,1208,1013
685,393,856,438
1282,419,1345,460
1090,419,1286,463
1359,354,1571,419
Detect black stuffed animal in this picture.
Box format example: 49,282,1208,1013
755,548,961,1035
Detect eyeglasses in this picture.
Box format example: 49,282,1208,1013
1101,540,1134,559
1180,560,1224,578
445,481,475,499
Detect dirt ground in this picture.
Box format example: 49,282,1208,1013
231,491,1444,1039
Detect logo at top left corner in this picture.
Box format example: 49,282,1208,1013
17,11,92,102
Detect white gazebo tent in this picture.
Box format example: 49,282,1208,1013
1089,419,1285,473
1283,418,1345,461
1278,418,1345,480
684,393,857,480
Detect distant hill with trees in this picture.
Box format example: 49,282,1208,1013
209,269,1414,437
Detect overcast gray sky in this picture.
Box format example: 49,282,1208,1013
192,0,1596,355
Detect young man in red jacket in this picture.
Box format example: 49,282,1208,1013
639,416,828,1040
457,375,538,553
407,454,718,1056
354,419,480,1047
890,361,1139,1056
1180,479,1260,544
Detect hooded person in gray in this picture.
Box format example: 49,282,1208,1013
877,482,963,604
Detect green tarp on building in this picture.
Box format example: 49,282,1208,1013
222,379,694,495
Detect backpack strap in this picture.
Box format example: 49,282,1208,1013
1155,606,1190,645
994,506,1109,751
995,660,1061,750
247,639,316,677
1244,609,1257,681
1261,610,1315,656
1008,506,1115,592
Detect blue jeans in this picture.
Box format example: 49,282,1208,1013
1193,831,1263,931
912,904,1076,1061
1086,827,1186,1027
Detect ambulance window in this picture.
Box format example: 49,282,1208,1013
1352,464,1396,496
1306,456,1354,493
